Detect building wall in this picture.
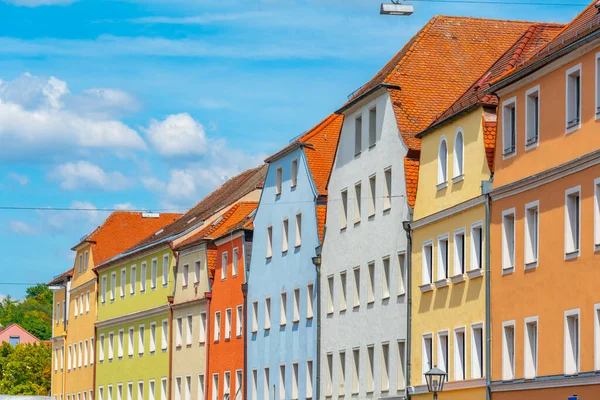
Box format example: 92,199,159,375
321,92,409,399
246,148,319,400
51,281,69,400
207,234,247,400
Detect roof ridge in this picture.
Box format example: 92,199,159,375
435,15,540,25
546,0,599,43
297,113,340,144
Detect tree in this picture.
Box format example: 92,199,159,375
0,283,53,340
0,342,51,395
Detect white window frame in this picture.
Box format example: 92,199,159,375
524,200,540,269
292,363,299,400
280,292,287,326
454,327,466,381
197,375,205,400
110,273,116,301
194,261,201,284
162,254,169,287
266,226,273,259
150,322,157,353
279,364,286,400
225,308,232,340
368,174,376,217
525,85,540,149
340,189,348,229
565,186,581,259
502,96,517,159
291,158,298,188
564,308,580,375
282,219,289,253
138,325,145,355
354,182,362,224
453,128,464,179
108,332,114,361
368,106,377,148
222,252,229,280
236,305,243,337
199,312,207,344
397,252,406,296
306,283,314,319
566,63,582,134
117,329,124,359
295,213,302,248
382,256,390,300
502,208,516,272
232,248,239,277
595,303,600,371
502,320,516,381
594,178,600,251
151,258,157,290
140,262,147,293
437,136,448,188
252,301,258,333
120,268,126,298
182,264,189,287
422,334,433,384
214,311,221,342
276,167,282,195
128,327,134,357
292,288,300,323
383,167,392,211
524,316,538,379
367,262,375,304
453,228,466,276
327,275,334,314
162,319,168,351
366,345,375,393
353,267,360,308
437,330,449,374
354,114,362,156
130,265,136,295
437,234,449,281
596,52,600,119
470,221,483,271
422,240,434,286
264,298,271,331
471,323,484,380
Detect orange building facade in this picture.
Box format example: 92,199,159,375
489,3,600,398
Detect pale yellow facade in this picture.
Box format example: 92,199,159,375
51,278,69,400
410,108,491,399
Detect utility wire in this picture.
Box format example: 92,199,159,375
0,206,186,213
410,0,588,6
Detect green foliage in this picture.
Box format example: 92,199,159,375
0,283,53,340
0,342,51,395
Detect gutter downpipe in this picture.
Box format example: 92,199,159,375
242,235,249,400
483,180,492,400
167,247,179,400
315,259,321,400
205,291,213,399
402,204,414,400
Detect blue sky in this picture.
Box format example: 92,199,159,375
0,0,585,298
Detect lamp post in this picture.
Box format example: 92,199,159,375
312,244,322,400
424,366,447,400
380,0,414,16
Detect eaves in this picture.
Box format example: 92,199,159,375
336,83,401,115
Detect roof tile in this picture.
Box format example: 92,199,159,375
404,157,420,209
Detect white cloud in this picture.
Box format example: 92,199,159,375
38,200,105,234
8,220,38,235
48,161,131,191
129,12,273,25
113,202,135,210
7,172,29,185
142,113,208,157
2,0,77,6
0,74,146,161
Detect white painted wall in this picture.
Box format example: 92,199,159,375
320,91,410,399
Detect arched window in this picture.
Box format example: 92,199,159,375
438,137,448,185
454,129,464,178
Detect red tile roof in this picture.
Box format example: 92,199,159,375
48,268,74,285
346,16,535,151
316,204,327,243
482,116,497,173
404,157,420,209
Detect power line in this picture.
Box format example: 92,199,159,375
410,0,588,6
0,206,186,213
0,282,42,286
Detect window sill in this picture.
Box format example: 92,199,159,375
292,319,300,324
452,175,464,184
369,143,376,150
566,123,581,135
236,334,242,339
467,269,484,279
595,243,600,252
383,206,391,213
397,291,406,297
382,294,390,301
525,139,539,151
436,182,448,191
306,315,314,320
265,256,272,260
502,267,514,276
451,274,466,284
251,330,258,334
565,250,579,260
434,279,449,288
340,227,347,232
419,283,434,293
280,323,287,327
524,261,538,270
502,151,516,160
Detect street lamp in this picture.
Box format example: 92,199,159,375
311,245,322,267
424,366,447,400
380,1,414,16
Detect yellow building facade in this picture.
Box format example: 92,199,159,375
50,270,72,400
410,108,491,400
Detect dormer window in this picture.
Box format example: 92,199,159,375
437,137,448,188
502,98,517,157
566,64,582,132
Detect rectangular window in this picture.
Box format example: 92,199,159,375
197,375,205,400
354,115,362,156
454,328,466,381
383,168,392,211
176,317,183,347
235,370,241,400
68,345,72,370
502,209,516,270
422,335,432,384
101,277,107,304
367,262,375,304
306,284,314,319
353,267,360,308
150,322,157,353
225,309,232,340
338,351,346,395
151,259,157,289
128,327,134,357
292,363,298,400
162,320,168,351
79,254,83,273
263,368,270,400
341,189,348,229
84,251,89,271
422,241,433,284
454,229,466,275
397,341,406,390
339,272,347,312
526,86,540,146
75,295,79,316
566,64,582,131
368,175,376,217
292,288,300,323
524,318,538,379
264,298,271,330
252,370,258,400
368,106,376,147
137,382,143,400
397,253,406,296
140,262,146,292
79,341,82,367
280,292,287,326
138,325,144,355
56,302,61,325
438,235,449,280
295,214,302,248
366,345,374,393
596,53,600,117
276,167,282,195
471,324,484,379
354,183,361,224
381,343,389,392
327,276,334,315
214,312,221,342
117,384,122,400
306,361,313,399
223,372,230,400
182,264,189,287
149,380,155,400
232,248,239,277
120,269,126,298
130,265,136,295
325,354,333,397
222,252,229,280
86,291,90,313
90,338,94,364
252,301,258,333
565,309,580,375
502,321,515,380
175,378,182,400
162,255,169,287
282,219,289,253
161,378,167,400
184,376,191,400
279,365,286,400
525,201,539,267
200,312,207,343
291,159,298,188
437,331,449,374
565,187,581,257
595,179,600,248
118,330,124,359
236,305,243,337
470,223,483,270
502,97,516,156
79,296,84,316
266,226,273,258
352,348,360,394
108,332,114,361
98,387,104,400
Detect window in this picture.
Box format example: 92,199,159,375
225,309,232,340
352,348,360,394
502,209,516,270
252,301,258,333
182,264,189,287
118,330,124,359
120,269,126,298
595,179,600,249
151,259,157,289
80,296,84,315
140,262,147,292
280,292,288,326
422,334,432,384
338,351,346,395
292,289,300,323
295,214,302,248
214,312,221,342
367,262,375,304
381,343,389,392
353,267,360,308
525,201,539,267
339,272,347,312
276,167,282,195
264,298,271,330
79,341,83,367
368,175,376,217
212,374,219,400
282,219,289,253
55,347,59,372
566,64,582,131
108,332,114,361
470,223,483,271
366,345,374,393
75,296,79,316
194,261,201,284
502,321,515,380
306,284,314,319
56,302,61,325
84,251,88,271
128,327,134,357
162,255,169,287
79,254,83,273
438,235,449,280
175,378,182,400
526,86,540,146
176,317,183,347
150,322,157,353
354,115,362,156
327,276,334,315
236,305,243,337
597,53,600,117
138,325,144,355
222,252,229,279
101,277,107,304
252,370,258,400
524,317,538,379
422,241,433,285
197,375,205,400
306,361,313,399
98,387,104,400
68,345,72,370
279,365,286,400
454,129,464,177
354,183,362,224
90,338,94,364
397,341,406,390
325,354,333,397
200,312,207,343
232,248,239,277
454,229,466,275
502,98,517,156
383,168,392,211
149,380,156,400
471,324,484,379
291,159,298,188
454,328,466,381
266,226,273,258
397,253,406,296
438,138,448,185
137,382,144,400
340,189,348,229
130,265,136,295
437,331,449,374
184,376,191,400
565,309,580,375
263,368,270,400
162,320,168,351
565,187,581,257
223,372,230,400
117,384,123,400
86,291,90,313
292,363,298,400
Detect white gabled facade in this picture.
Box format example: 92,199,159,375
320,89,410,399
